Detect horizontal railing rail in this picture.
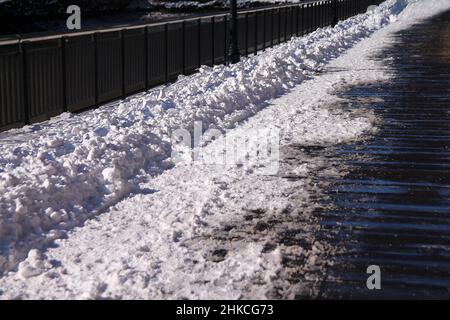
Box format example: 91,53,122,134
0,0,384,132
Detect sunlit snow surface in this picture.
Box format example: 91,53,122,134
0,0,449,299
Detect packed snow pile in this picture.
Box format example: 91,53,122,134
0,0,449,275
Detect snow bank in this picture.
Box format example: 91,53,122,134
0,46,379,298
0,0,447,273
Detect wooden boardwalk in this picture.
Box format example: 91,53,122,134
315,9,450,298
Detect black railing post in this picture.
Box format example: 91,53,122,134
121,29,125,97
228,0,240,64
321,1,325,27
245,12,249,56
145,27,149,88
271,9,274,47
332,0,338,27
211,17,215,66
291,6,294,37
278,8,281,42
302,4,305,35
61,37,67,112
284,8,288,42
21,41,30,125
164,24,168,82
254,12,257,55
317,2,320,28
263,10,266,51
224,15,228,64
308,4,312,33
94,32,99,107
182,21,186,74
197,19,201,68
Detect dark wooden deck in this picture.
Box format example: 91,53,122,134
314,9,450,299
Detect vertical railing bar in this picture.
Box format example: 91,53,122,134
313,2,316,30
278,8,281,43
316,2,319,29
321,1,324,28
287,7,290,40
254,12,257,55
245,13,249,57
94,32,99,107
306,4,309,34
329,0,331,25
323,1,326,27
334,0,341,23
347,0,349,18
224,15,228,65
347,0,349,19
211,17,215,66
290,6,293,39
61,36,67,112
271,9,274,47
197,19,201,68
327,0,330,26
263,10,266,51
164,23,168,82
145,26,149,89
317,2,319,30
350,0,352,18
182,21,186,74
21,41,30,125
302,4,305,35
121,29,126,97
342,0,348,20
344,0,346,19
331,0,333,25
307,4,311,34
316,2,319,30
314,3,316,31
284,8,288,42
330,0,332,24
345,0,347,19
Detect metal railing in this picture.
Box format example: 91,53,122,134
0,0,384,132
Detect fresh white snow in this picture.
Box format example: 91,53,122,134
0,0,449,299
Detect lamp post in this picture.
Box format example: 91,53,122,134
228,0,240,64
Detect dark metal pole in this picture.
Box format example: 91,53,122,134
332,0,338,27
228,0,240,64
21,41,30,125
61,37,67,112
